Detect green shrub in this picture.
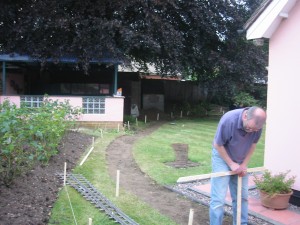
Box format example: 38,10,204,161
232,92,258,107
254,170,296,196
0,98,81,186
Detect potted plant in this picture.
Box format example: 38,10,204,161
254,170,296,209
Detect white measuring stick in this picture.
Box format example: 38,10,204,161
237,176,242,225
64,162,67,186
116,170,120,197
188,208,194,225
79,147,95,166
177,167,265,183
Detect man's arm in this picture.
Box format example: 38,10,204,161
213,142,241,172
213,142,257,176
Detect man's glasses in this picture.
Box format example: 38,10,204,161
243,112,261,132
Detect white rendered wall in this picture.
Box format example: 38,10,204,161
264,0,300,190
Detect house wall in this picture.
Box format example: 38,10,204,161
0,95,124,129
264,0,300,190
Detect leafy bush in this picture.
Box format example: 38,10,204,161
232,92,258,107
0,98,81,186
254,170,296,196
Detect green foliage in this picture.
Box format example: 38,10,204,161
0,0,267,86
254,170,296,196
252,84,267,108
169,101,210,117
232,91,258,107
0,98,81,186
189,102,209,117
123,115,137,125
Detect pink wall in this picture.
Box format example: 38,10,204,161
0,96,124,123
265,0,300,190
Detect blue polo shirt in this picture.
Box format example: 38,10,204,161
213,108,262,164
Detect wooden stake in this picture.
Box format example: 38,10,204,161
116,170,120,197
88,218,92,225
188,208,194,225
92,137,95,147
80,147,95,166
117,123,120,132
237,176,242,225
177,167,265,183
64,162,67,186
157,113,159,121
100,129,103,138
180,111,183,118
144,115,147,123
136,117,138,126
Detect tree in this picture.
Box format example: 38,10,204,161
0,0,267,98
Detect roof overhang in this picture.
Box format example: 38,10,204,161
244,0,297,40
0,53,122,64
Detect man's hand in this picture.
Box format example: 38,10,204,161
229,163,247,177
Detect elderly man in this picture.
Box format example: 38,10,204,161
209,106,267,225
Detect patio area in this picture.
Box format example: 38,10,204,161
187,174,300,225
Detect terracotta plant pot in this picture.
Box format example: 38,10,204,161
259,190,293,209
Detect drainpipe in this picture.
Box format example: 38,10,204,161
2,61,6,95
113,63,118,95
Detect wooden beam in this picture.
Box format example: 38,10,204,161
176,167,265,183
237,176,242,225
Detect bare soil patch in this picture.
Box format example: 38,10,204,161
0,131,93,225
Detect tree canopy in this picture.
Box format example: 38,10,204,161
0,0,267,98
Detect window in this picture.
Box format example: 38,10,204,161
82,97,105,114
20,96,44,108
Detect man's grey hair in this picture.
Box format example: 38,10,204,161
247,106,266,128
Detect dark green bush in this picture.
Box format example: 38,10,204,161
0,98,81,186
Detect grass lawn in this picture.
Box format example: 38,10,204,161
49,129,177,225
133,118,265,185
49,117,265,224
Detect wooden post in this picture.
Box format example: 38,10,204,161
92,137,95,147
100,129,103,138
79,147,95,166
88,218,92,225
116,170,120,197
237,176,242,225
180,111,183,118
136,117,138,126
157,113,159,121
188,208,194,225
145,115,147,123
117,123,120,132
64,162,67,186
